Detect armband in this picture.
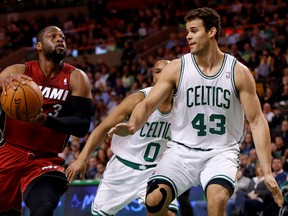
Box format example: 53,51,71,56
44,96,92,137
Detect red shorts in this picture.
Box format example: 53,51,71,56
0,143,66,212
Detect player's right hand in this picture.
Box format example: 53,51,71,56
108,123,135,137
66,159,87,183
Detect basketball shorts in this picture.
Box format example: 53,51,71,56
0,143,66,212
91,155,178,215
148,143,239,198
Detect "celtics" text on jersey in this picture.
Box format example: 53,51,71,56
187,85,231,109
140,121,171,140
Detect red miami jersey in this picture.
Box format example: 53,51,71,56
2,61,75,154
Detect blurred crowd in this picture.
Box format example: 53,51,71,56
1,0,288,214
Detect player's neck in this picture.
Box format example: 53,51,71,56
194,49,224,76
39,60,64,79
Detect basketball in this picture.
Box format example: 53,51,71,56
1,80,43,121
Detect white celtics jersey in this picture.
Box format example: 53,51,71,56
111,87,172,165
170,53,245,149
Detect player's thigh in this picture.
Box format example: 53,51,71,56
93,157,152,214
0,144,24,211
150,146,197,198
200,147,238,193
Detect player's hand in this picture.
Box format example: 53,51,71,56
28,109,47,124
108,123,135,137
0,74,32,95
264,174,284,207
66,159,87,183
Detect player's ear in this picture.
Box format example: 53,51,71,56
209,27,217,38
36,42,42,51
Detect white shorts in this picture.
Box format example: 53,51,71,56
149,143,240,198
91,155,178,215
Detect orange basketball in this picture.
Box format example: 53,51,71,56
1,80,43,121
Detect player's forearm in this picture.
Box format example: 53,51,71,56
44,96,92,137
250,116,272,175
77,125,108,161
129,101,154,132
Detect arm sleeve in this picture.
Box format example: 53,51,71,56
44,96,93,137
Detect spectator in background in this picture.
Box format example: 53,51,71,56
94,163,106,181
232,163,272,216
281,120,288,145
121,65,135,89
274,136,287,156
138,22,148,39
256,52,271,81
277,85,288,107
86,156,98,179
107,91,120,114
262,102,275,124
95,148,109,166
243,149,258,178
261,86,275,105
272,157,288,187
240,132,254,156
120,40,136,66
270,107,285,130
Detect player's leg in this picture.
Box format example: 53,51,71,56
146,181,174,216
201,147,238,216
145,145,196,216
0,144,24,216
177,189,193,216
91,156,141,215
206,181,231,216
24,174,67,216
167,198,179,216
137,171,179,216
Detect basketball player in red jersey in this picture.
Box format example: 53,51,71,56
0,26,92,216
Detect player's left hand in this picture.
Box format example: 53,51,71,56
108,123,135,137
264,174,284,208
28,109,47,124
66,159,87,183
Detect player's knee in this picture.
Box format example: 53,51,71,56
30,203,57,216
27,194,59,216
206,179,232,208
145,183,172,214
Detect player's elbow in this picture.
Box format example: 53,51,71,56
74,118,90,137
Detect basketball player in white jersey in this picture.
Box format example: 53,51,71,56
66,59,178,216
109,7,283,216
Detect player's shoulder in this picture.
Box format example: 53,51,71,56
233,59,255,91
234,59,252,78
70,67,89,80
161,58,181,75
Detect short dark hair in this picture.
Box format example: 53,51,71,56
36,26,60,42
185,7,221,39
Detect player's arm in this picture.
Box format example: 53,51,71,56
66,92,145,182
43,69,93,137
235,62,283,207
121,59,180,135
0,64,32,93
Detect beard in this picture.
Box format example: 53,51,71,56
43,47,66,64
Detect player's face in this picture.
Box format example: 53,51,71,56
153,61,168,83
41,27,67,62
186,19,211,55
